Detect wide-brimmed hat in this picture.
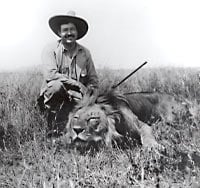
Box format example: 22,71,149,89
49,11,88,40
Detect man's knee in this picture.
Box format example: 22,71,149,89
44,80,66,109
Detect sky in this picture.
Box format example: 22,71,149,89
0,0,200,71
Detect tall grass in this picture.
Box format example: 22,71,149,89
0,67,200,187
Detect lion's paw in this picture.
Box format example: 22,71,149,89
142,137,164,152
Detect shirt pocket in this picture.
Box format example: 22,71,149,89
80,68,87,78
80,68,88,85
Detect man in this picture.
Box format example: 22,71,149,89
38,11,99,135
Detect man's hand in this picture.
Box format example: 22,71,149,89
67,90,82,100
61,78,87,95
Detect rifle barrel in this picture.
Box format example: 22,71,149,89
112,61,148,89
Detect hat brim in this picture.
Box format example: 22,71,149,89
49,15,88,40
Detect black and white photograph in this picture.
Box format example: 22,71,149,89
0,0,200,187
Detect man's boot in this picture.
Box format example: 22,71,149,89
46,110,57,138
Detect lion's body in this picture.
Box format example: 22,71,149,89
124,92,180,124
125,92,160,123
125,92,188,124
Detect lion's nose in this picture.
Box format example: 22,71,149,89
73,127,84,135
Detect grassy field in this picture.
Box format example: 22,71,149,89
0,67,200,187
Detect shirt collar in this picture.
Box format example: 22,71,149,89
60,41,83,55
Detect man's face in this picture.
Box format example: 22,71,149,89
59,23,78,44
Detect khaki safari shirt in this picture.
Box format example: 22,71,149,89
40,41,99,95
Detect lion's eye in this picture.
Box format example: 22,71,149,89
88,117,100,126
88,118,100,132
72,115,79,122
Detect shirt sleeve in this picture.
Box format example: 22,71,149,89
41,42,64,82
85,51,99,88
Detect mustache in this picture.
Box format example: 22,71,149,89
64,34,75,38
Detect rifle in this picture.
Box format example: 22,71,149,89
112,61,148,89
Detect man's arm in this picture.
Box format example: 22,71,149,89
41,42,65,82
85,52,99,89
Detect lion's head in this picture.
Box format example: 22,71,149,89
63,90,142,150
65,102,122,149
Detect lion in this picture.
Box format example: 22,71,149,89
124,92,189,124
62,90,164,150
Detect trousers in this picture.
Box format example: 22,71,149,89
43,79,83,110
